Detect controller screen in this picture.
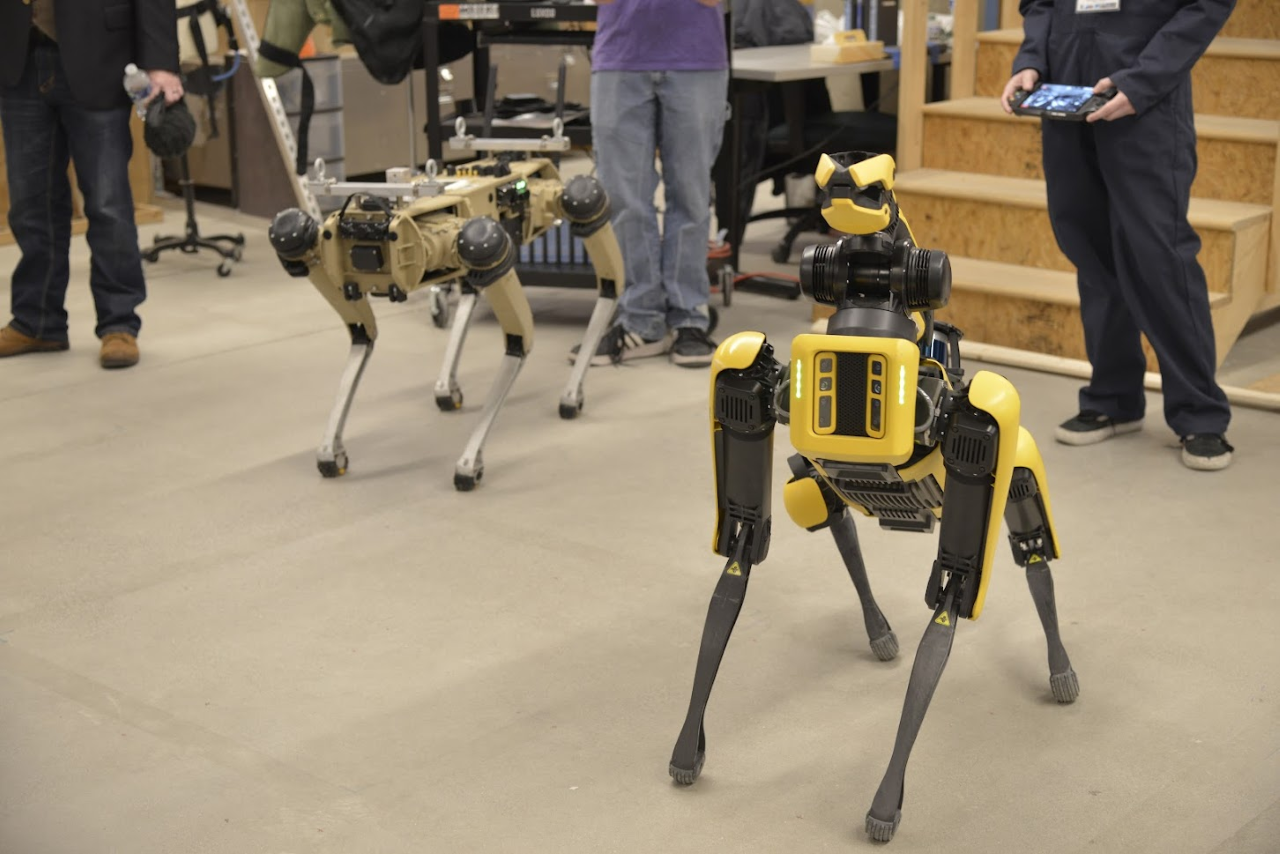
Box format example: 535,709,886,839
1022,84,1096,112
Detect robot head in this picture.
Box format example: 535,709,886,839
799,152,952,325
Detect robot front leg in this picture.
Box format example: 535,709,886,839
268,208,380,479
867,372,1018,841
557,176,624,420
318,326,375,478
1004,428,1078,703
433,285,480,412
865,578,961,842
451,218,533,491
670,539,756,784
671,332,782,784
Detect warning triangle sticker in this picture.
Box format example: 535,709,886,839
1028,554,1044,564
726,562,742,576
935,611,951,626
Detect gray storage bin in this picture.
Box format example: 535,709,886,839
289,109,345,162
276,55,342,113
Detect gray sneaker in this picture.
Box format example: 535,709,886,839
569,323,672,367
670,327,718,368
1180,434,1233,471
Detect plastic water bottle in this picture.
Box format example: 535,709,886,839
123,63,151,117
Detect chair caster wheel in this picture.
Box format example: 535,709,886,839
454,468,482,491
217,263,232,277
559,398,583,420
668,751,705,786
317,455,347,478
231,244,244,262
143,251,159,263
436,389,463,412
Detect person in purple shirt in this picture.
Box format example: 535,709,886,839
576,0,728,368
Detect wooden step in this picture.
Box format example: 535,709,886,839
893,169,1270,296
975,30,1280,120
937,257,1229,370
1220,0,1280,40
920,98,1280,206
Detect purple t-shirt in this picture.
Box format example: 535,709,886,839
592,0,728,72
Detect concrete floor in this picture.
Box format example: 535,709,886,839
2,182,1278,854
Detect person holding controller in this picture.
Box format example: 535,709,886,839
999,0,1237,470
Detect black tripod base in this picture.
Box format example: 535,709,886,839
144,232,245,277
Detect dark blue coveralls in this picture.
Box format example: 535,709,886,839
1013,0,1236,437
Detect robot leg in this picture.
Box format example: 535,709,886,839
783,454,897,661
558,176,624,420
433,284,479,412
1005,427,1078,703
452,217,532,491
865,579,960,842
671,332,783,784
867,371,1021,841
270,208,380,478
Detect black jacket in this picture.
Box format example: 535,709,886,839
1013,0,1236,114
0,0,179,110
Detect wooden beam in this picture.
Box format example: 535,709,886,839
897,0,928,171
951,0,979,99
1000,0,1021,29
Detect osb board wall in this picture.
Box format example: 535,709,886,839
975,41,1016,98
1220,0,1280,40
922,115,1277,206
1193,56,1280,121
921,115,1042,179
0,113,157,246
894,191,1238,296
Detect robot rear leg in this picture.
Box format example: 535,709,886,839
318,325,376,478
784,455,897,660
1005,464,1078,703
433,285,479,412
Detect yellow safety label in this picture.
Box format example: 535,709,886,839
935,611,951,626
726,562,743,576
1029,554,1043,564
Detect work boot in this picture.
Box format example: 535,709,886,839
100,332,140,369
0,324,69,358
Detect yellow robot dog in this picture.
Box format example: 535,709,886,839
269,133,624,490
668,152,1078,842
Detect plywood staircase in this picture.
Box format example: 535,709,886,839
894,0,1280,373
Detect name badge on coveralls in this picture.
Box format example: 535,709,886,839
1077,0,1120,11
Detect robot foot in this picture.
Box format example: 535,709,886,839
870,631,900,662
454,465,483,492
865,809,902,843
317,452,348,478
1050,668,1080,704
668,751,705,786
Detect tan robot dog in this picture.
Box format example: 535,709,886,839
668,151,1078,842
269,127,623,490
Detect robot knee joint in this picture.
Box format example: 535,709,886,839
560,175,611,237
456,216,515,287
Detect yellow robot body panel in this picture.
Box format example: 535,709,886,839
898,445,948,520
709,331,768,551
962,370,1022,620
1013,426,1062,559
789,334,920,466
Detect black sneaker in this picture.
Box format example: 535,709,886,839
670,327,718,368
1054,410,1143,446
1180,434,1233,471
569,323,671,367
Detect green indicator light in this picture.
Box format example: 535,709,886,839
515,180,527,190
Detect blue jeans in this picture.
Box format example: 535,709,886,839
1,42,146,343
591,70,728,340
